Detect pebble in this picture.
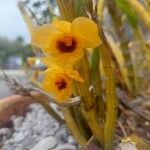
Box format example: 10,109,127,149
53,144,76,150
31,136,57,150
0,128,12,138
68,136,76,145
119,142,137,150
0,103,77,150
11,116,24,130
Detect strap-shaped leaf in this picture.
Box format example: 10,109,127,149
74,0,85,17
91,48,100,82
115,0,138,27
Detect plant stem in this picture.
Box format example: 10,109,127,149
127,0,150,30
62,107,87,146
132,27,145,93
77,53,104,145
98,25,118,150
121,42,136,94
72,106,92,140
134,26,150,68
106,0,136,94
97,0,104,19
56,0,75,21
82,0,93,15
91,48,105,119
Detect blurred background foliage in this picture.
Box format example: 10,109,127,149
0,0,56,69
0,36,33,69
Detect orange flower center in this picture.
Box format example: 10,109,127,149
55,78,67,90
56,36,77,53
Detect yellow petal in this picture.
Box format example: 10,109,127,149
41,57,55,68
71,17,101,48
51,47,84,67
56,89,72,102
52,19,71,33
67,70,84,83
31,24,60,50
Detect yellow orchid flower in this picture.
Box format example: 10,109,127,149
41,56,74,69
41,57,57,68
43,66,83,102
32,17,101,65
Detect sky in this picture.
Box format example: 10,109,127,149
0,0,30,43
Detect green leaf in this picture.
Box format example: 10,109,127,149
91,48,100,82
74,0,85,17
115,0,138,27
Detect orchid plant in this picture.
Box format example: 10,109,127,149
18,0,150,150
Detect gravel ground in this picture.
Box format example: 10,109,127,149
0,103,78,150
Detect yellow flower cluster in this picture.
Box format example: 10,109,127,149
32,17,100,102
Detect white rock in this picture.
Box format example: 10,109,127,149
50,123,59,131
18,120,33,131
12,116,24,130
0,103,76,149
119,142,137,150
68,136,76,145
55,127,68,143
54,144,76,150
12,132,26,142
2,144,17,150
0,128,12,137
31,136,57,150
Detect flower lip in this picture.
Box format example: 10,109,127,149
56,35,77,53
55,78,67,90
